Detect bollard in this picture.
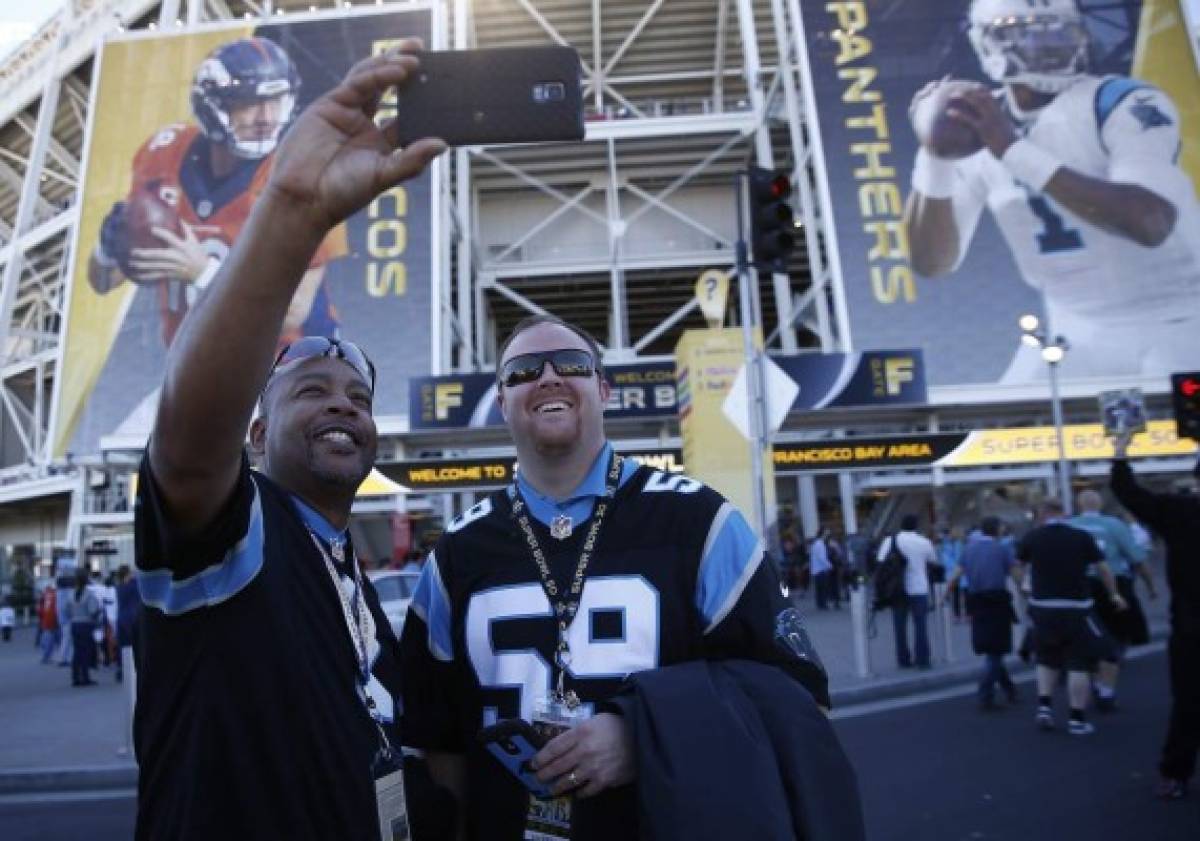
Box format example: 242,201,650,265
933,582,956,664
849,583,871,679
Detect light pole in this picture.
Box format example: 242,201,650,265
1019,315,1073,514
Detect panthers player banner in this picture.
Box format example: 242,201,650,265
50,4,441,458
798,0,1200,390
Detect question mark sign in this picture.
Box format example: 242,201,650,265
705,276,718,300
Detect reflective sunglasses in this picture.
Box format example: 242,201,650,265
498,348,597,387
269,336,376,393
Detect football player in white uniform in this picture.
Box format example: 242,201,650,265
905,0,1200,383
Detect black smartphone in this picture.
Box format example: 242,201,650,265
477,718,554,799
392,46,584,147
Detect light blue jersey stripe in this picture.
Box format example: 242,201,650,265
137,478,265,615
409,550,454,661
695,503,764,633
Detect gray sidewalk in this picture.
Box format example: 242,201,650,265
0,563,1170,792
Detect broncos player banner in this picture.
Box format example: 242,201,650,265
50,3,442,457
799,0,1200,390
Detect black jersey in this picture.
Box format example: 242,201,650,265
1016,522,1104,608
399,453,828,841
133,453,403,841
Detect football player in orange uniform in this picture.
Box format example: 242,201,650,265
88,36,345,349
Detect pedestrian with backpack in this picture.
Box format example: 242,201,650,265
876,514,936,669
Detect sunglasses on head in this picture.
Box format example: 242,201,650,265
497,348,597,388
269,336,376,393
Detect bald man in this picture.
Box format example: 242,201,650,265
1069,489,1151,710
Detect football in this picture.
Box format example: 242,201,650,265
912,80,985,160
124,181,181,254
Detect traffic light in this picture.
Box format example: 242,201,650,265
1171,372,1200,441
748,167,796,274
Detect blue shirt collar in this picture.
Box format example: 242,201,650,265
290,495,349,545
516,441,614,506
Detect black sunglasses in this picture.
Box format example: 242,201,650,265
498,348,597,388
269,336,376,393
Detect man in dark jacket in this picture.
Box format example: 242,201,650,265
948,517,1019,710
1111,431,1200,800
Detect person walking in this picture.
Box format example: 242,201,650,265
1069,488,1153,710
811,530,837,609
948,517,1018,709
877,514,937,669
940,527,967,621
1111,431,1200,799
1016,499,1126,736
66,568,101,686
0,598,14,642
37,583,59,662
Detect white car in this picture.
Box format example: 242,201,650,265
367,570,421,637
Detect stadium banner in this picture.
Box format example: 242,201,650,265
798,0,1200,390
676,328,776,529
409,349,926,430
50,4,440,457
385,448,684,492
409,361,680,430
382,420,1193,489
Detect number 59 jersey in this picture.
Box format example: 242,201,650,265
399,462,828,747
948,75,1200,325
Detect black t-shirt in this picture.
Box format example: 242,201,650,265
133,453,403,841
399,461,828,841
1016,522,1103,607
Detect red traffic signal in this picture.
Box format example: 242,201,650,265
748,167,796,274
1171,372,1200,441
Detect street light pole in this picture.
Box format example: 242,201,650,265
1019,314,1072,514
1046,355,1073,514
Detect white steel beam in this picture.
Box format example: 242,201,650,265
601,0,665,78
623,182,733,249
454,0,474,370
13,114,79,179
474,150,608,225
484,185,595,266
605,138,628,353
633,296,702,354
713,0,730,112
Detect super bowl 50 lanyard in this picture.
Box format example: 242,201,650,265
308,531,396,760
510,450,622,708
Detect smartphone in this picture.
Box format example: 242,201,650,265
392,46,584,147
1099,388,1147,436
477,718,553,799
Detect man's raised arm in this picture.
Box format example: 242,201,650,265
148,43,445,532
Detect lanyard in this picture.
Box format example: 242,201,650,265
510,450,622,705
308,531,397,763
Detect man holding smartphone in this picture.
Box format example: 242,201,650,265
400,314,833,840
1110,431,1200,800
131,44,447,840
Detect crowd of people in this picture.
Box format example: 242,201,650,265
19,565,143,688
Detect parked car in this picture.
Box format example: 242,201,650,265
366,570,421,637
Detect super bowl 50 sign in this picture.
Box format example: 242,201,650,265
51,4,441,456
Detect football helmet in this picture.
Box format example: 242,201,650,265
191,37,300,159
968,0,1089,94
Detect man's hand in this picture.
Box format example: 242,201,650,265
1111,593,1129,612
127,223,210,283
945,87,1018,159
531,713,635,799
265,39,446,235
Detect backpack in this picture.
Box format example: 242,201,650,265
871,533,907,611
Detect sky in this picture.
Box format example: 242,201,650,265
0,0,66,57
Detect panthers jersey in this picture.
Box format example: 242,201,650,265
126,123,344,346
399,445,827,840
948,76,1200,327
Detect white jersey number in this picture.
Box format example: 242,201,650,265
465,576,660,722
